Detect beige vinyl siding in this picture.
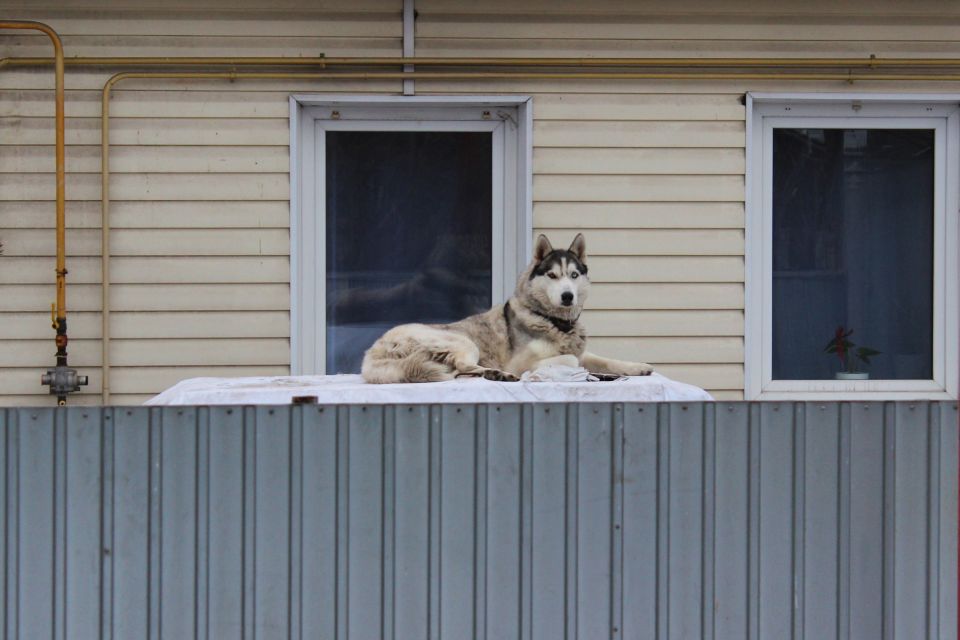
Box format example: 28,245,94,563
416,0,958,398
416,0,960,57
0,2,398,404
529,87,746,395
2,0,958,404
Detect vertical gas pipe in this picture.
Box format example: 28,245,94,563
0,21,87,404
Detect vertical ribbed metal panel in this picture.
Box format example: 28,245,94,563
301,405,337,638
1,402,956,639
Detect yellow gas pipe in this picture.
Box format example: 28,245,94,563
0,21,64,325
0,21,88,404
6,54,960,69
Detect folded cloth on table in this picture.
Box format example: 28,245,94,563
519,363,601,382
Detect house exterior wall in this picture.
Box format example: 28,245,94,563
2,0,960,405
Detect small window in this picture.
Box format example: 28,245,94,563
325,131,493,373
747,96,959,400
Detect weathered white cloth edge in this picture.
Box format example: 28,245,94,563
519,363,599,382
145,371,714,405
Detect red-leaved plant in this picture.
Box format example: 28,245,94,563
824,326,881,374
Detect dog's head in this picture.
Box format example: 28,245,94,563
518,233,590,318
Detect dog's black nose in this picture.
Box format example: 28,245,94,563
561,291,574,305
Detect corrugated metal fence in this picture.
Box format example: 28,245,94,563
0,402,956,639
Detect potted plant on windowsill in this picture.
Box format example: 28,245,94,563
824,326,881,380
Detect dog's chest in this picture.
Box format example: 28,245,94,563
506,328,585,367
524,335,583,358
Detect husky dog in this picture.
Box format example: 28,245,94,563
361,233,654,383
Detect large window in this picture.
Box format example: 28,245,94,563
325,131,493,373
747,96,958,399
291,97,532,375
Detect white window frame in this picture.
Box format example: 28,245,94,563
289,95,533,375
746,93,959,400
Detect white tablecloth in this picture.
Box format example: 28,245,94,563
145,372,714,405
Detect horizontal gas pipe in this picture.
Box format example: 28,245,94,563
6,54,960,69
98,67,960,403
0,21,87,404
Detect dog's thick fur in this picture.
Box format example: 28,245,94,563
361,234,653,383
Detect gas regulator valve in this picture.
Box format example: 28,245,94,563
41,366,88,404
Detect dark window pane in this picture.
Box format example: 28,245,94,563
325,131,492,373
772,128,934,380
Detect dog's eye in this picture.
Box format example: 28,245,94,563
570,272,579,279
547,272,558,279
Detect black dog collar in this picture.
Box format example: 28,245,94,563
532,309,579,334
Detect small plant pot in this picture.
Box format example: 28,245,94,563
835,372,869,380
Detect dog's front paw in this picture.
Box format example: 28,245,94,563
621,363,654,376
481,368,520,382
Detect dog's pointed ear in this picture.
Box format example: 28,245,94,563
533,234,553,263
568,233,586,263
